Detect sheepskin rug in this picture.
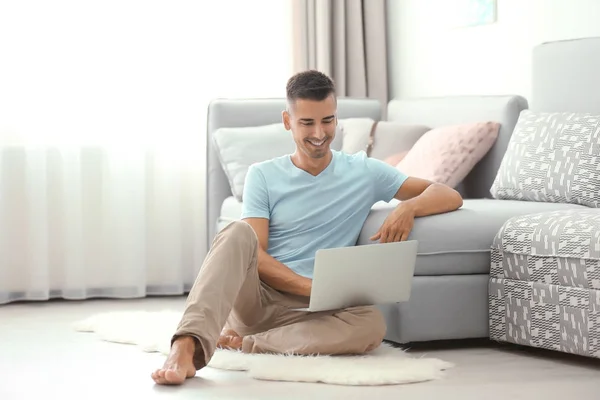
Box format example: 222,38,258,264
73,310,453,386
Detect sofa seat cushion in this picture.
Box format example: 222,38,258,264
217,196,244,233
491,209,600,282
489,208,600,358
357,199,585,276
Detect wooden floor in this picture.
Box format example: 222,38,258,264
2,297,599,400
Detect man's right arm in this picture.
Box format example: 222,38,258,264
243,217,312,297
240,165,312,297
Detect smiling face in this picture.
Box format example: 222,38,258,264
283,94,337,160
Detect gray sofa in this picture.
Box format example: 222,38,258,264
487,37,600,359
204,37,600,358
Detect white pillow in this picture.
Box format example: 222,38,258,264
213,122,343,201
338,118,430,160
338,117,376,154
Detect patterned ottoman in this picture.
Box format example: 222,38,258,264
489,209,600,358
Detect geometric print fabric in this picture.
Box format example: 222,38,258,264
489,209,600,358
491,111,600,208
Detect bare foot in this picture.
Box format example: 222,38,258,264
217,329,243,351
151,336,198,385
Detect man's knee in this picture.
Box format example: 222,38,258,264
358,307,386,353
365,307,387,342
216,220,258,247
346,305,387,343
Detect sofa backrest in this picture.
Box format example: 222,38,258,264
205,97,382,247
532,37,600,113
387,95,528,199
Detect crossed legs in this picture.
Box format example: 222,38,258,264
152,221,386,385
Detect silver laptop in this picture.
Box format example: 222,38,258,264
293,240,418,312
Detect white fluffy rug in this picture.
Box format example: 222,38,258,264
73,310,454,386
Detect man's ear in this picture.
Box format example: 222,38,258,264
282,110,291,130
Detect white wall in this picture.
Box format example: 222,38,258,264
387,0,600,101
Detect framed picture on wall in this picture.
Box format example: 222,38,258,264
449,0,497,28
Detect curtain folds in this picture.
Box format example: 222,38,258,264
0,145,206,304
0,0,292,304
291,0,389,107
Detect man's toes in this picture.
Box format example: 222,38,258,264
151,369,163,379
164,369,186,384
222,329,240,337
152,370,166,384
217,334,243,350
152,369,177,385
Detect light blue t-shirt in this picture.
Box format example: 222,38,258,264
240,150,408,278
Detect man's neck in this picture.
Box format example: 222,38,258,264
291,150,333,176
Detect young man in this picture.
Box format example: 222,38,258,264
152,70,463,385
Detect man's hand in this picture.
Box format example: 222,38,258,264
370,203,416,243
370,177,463,244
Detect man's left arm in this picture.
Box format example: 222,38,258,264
395,176,463,216
370,172,463,243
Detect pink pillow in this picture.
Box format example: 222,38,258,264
396,122,500,188
383,150,409,166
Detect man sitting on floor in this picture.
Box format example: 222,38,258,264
152,70,463,385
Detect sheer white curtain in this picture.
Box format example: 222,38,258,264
0,0,293,304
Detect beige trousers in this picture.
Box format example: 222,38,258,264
172,220,387,370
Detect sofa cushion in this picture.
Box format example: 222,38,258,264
338,118,430,160
217,196,244,233
489,208,600,357
395,121,500,188
491,209,600,286
491,110,600,207
213,122,343,201
357,199,586,276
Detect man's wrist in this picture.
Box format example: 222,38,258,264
397,199,418,216
302,278,312,297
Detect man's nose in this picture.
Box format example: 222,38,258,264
314,124,326,138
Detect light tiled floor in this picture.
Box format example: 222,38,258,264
1,297,599,400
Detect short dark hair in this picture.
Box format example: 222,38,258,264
286,70,336,103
